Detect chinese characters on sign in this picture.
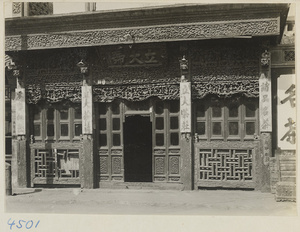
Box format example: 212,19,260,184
15,88,26,135
278,75,296,149
108,48,160,67
259,73,272,132
180,82,191,133
82,86,93,134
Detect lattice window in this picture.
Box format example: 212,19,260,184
154,100,180,148
195,98,258,141
284,51,295,62
169,101,180,146
34,149,79,178
98,101,123,148
198,149,253,181
28,3,53,16
31,104,82,142
34,150,55,178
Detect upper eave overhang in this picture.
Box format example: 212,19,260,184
5,3,290,51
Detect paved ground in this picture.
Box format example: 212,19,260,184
5,188,297,216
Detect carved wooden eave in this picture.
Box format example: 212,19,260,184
5,4,289,51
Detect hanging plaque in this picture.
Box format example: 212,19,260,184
82,86,93,134
15,88,26,135
180,82,191,133
259,73,272,132
277,74,296,150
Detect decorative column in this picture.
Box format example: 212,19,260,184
9,62,28,187
78,60,95,188
258,50,272,192
179,56,193,190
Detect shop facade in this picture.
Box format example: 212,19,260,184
5,4,294,194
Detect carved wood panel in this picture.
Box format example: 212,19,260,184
169,156,180,175
112,156,122,175
6,18,279,51
155,157,165,175
99,156,108,174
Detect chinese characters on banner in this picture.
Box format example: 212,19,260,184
15,88,26,135
82,86,93,134
259,73,272,132
180,82,191,133
278,74,296,150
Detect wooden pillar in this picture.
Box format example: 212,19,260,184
258,50,272,192
80,74,95,188
179,56,193,190
13,75,28,187
10,91,18,188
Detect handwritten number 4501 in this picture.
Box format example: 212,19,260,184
7,218,40,230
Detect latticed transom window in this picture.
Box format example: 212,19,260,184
31,104,82,141
195,98,259,141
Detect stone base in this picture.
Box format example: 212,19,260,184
275,182,296,202
99,181,184,190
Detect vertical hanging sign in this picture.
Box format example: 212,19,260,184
277,74,296,150
259,73,272,132
15,88,26,135
180,82,191,133
82,85,93,134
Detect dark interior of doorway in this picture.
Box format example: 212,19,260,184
124,115,152,182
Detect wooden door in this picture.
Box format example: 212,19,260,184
194,97,259,189
152,100,181,183
97,101,124,182
30,104,81,186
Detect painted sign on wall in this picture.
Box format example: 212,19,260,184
259,73,272,132
180,82,191,133
15,88,26,135
277,74,296,150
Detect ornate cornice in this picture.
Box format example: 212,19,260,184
5,18,279,51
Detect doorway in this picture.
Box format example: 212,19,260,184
124,115,152,182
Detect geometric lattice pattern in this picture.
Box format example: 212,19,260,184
284,50,295,62
34,150,55,178
35,149,79,178
199,149,252,181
